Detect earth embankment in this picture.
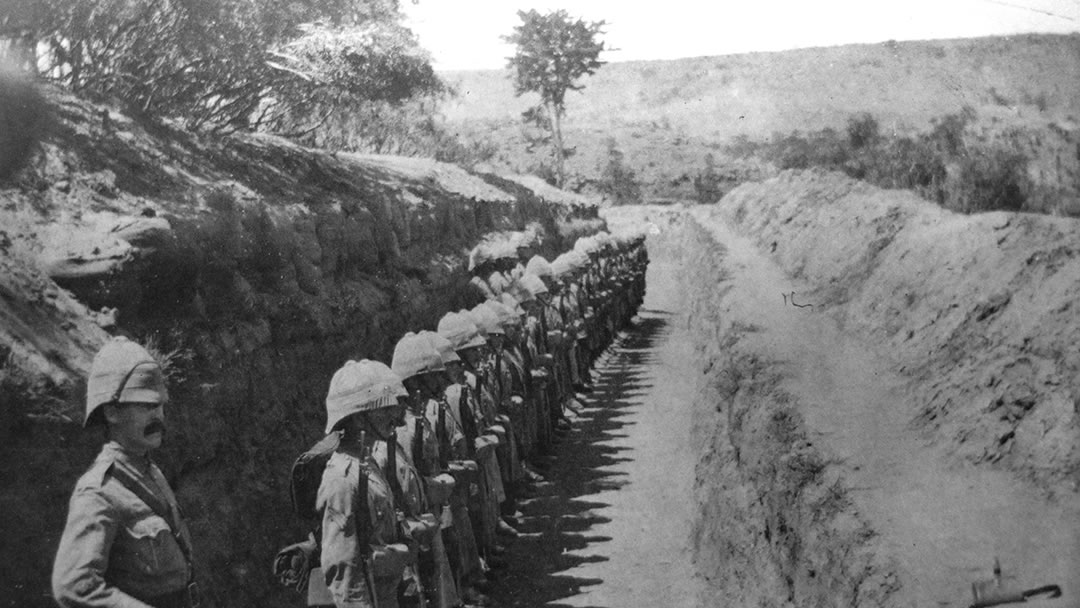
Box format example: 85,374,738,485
0,89,602,607
640,168,1080,606
712,169,1080,487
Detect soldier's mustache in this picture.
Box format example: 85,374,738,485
144,421,166,436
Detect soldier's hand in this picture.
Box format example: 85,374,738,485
448,460,478,486
475,434,498,458
485,424,506,444
427,473,456,505
372,543,416,576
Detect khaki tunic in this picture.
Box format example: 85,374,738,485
318,449,403,608
52,441,193,608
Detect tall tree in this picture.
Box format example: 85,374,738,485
0,0,440,133
504,9,605,188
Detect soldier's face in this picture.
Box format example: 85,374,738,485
460,346,485,368
421,372,448,396
104,401,166,454
364,405,405,439
445,361,466,384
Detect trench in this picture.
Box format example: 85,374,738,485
488,253,705,607
491,203,1080,608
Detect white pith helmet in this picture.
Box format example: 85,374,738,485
325,359,407,433
391,332,446,381
85,337,168,427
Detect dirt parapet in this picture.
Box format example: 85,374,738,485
704,169,1080,491
0,88,602,607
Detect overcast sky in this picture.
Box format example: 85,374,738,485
402,0,1080,70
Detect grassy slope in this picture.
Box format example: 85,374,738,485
440,33,1080,201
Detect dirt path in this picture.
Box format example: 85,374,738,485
488,257,705,607
688,208,1080,608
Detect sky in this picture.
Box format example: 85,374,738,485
402,0,1080,70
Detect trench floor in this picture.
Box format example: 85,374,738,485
688,207,1080,608
487,259,704,607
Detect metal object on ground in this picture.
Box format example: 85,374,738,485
970,558,1062,608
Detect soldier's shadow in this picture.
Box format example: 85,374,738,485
487,313,669,607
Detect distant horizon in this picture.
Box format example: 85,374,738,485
431,29,1080,73
404,0,1079,71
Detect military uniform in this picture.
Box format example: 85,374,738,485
318,448,406,608
52,442,195,608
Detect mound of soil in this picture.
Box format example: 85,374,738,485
711,169,1080,490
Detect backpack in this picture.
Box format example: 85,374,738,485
290,432,341,521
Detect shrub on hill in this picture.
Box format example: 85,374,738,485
733,109,1049,215
596,138,643,205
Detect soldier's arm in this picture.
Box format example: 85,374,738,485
52,489,152,608
320,477,410,607
320,478,374,608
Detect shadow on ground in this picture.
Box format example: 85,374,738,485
487,313,670,608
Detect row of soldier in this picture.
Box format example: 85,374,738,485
50,228,648,608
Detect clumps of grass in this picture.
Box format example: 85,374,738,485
0,349,75,425
141,328,195,389
728,109,1051,215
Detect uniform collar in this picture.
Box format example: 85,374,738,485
101,440,154,473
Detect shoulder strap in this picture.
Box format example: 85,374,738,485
385,433,406,509
412,416,426,477
110,465,193,566
355,455,371,557
459,385,478,458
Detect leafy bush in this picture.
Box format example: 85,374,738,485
733,109,1039,215
694,153,725,204
3,0,443,136
596,138,642,205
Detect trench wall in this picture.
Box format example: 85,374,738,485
0,90,602,607
705,169,1080,489
654,215,898,607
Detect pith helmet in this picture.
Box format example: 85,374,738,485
325,359,407,433
574,236,597,255
525,255,553,278
469,303,505,336
499,292,526,316
520,274,548,297
437,311,487,351
487,271,510,295
85,337,168,427
392,332,446,381
487,299,520,326
419,330,461,365
468,244,492,272
551,252,582,277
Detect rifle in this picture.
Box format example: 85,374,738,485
412,414,427,478
459,384,479,459
357,432,377,606
436,397,451,472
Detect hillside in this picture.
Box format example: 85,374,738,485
441,34,1080,203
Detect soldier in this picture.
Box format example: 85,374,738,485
388,333,460,608
421,332,489,606
436,312,507,569
515,274,558,453
52,337,199,608
317,360,417,608
467,303,525,494
525,256,575,431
